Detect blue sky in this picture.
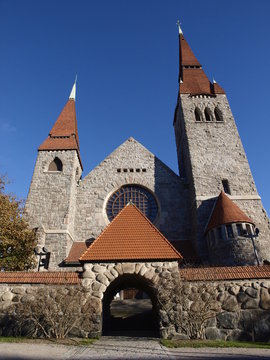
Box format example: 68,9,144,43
1,0,270,215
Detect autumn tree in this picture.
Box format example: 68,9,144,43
0,175,36,270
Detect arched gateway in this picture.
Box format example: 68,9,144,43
79,204,182,337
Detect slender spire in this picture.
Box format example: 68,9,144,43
176,20,183,35
69,75,77,101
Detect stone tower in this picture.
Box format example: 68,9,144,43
25,81,82,269
173,25,270,264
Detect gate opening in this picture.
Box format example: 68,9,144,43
102,274,159,337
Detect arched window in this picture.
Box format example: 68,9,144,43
204,108,213,122
48,157,63,172
194,108,203,122
214,107,223,122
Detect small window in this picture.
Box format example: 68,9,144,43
246,224,253,235
205,108,213,122
222,179,231,194
129,169,134,173
237,224,243,236
48,157,63,172
142,169,146,173
123,169,128,173
136,169,140,172
195,108,203,122
117,169,121,173
226,225,234,238
214,107,223,122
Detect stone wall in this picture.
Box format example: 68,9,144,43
174,93,270,263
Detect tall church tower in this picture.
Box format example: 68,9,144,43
25,81,82,269
173,25,270,264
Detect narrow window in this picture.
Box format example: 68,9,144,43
48,157,63,172
226,225,234,238
246,224,252,235
237,224,243,236
117,169,121,173
195,108,203,122
214,107,223,122
204,108,213,122
222,179,231,194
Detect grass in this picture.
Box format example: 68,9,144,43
161,339,270,349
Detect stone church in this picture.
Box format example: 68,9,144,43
25,25,270,272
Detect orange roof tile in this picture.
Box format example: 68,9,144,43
80,204,182,262
206,191,254,233
179,265,270,281
179,34,225,96
65,242,89,264
0,272,81,284
39,99,82,168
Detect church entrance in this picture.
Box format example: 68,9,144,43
102,274,159,337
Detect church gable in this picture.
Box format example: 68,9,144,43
74,137,190,243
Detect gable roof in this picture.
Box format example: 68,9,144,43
206,191,254,233
80,204,182,262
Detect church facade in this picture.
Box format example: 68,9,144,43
24,26,270,271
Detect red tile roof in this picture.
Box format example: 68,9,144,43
80,204,182,262
39,99,82,168
206,191,254,233
0,272,81,284
179,265,270,281
179,34,225,96
65,242,88,264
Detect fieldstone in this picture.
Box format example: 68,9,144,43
227,329,252,342
245,287,258,298
205,317,217,327
160,271,171,279
104,270,115,282
12,287,25,295
188,292,200,301
182,284,191,295
82,278,92,288
115,263,123,275
222,295,238,311
92,282,106,293
237,292,249,303
92,291,103,299
252,282,260,290
110,268,118,277
135,263,142,273
155,267,162,274
217,292,226,302
205,327,220,340
172,333,189,340
96,273,109,286
190,301,202,312
83,270,95,279
259,288,270,310
228,285,239,296
21,294,35,303
254,319,270,342
122,263,135,274
84,264,93,271
139,265,147,276
93,264,106,273
242,299,259,309
201,292,210,302
2,291,13,302
217,312,238,329
144,269,155,280
260,282,269,289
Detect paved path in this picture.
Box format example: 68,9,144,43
1,337,270,359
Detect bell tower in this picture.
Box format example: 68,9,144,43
173,24,270,264
25,80,83,269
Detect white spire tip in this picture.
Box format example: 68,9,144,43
69,76,77,100
176,20,183,35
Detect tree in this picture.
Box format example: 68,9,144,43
0,175,36,270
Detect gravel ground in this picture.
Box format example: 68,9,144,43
0,337,270,360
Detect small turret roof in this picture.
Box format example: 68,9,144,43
80,203,182,262
206,191,254,233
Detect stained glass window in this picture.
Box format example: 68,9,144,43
106,185,158,222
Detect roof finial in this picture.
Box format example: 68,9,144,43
176,20,183,35
213,77,216,84
69,75,77,101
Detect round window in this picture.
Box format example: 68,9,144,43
106,185,158,222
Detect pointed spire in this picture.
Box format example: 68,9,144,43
176,20,183,35
206,191,254,233
69,75,77,101
177,29,225,95
39,81,82,169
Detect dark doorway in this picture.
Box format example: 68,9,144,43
102,274,159,337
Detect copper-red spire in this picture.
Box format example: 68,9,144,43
39,81,82,168
206,191,254,233
178,27,225,96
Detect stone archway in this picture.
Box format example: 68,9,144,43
102,273,159,337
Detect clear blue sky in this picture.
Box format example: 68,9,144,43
1,0,270,216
